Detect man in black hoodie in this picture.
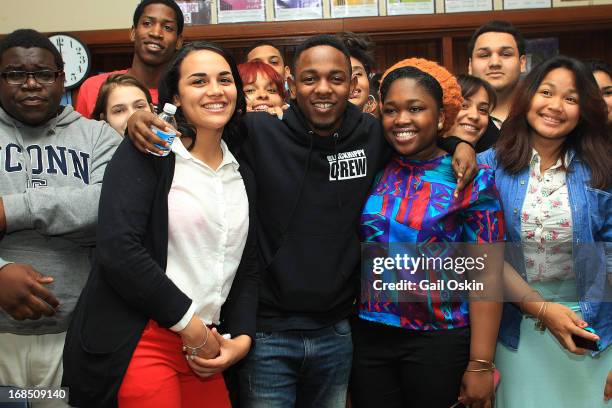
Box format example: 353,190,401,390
237,36,386,407
127,35,477,407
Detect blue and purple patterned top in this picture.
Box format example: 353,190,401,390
359,154,505,331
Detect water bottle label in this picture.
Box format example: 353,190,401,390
150,127,176,156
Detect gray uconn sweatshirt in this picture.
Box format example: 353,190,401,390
0,105,120,335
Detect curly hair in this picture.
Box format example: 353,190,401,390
337,32,376,76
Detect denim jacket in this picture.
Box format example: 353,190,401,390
479,148,612,354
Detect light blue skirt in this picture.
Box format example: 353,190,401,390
495,281,611,408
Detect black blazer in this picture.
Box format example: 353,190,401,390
62,138,258,408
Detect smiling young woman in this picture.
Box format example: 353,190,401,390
352,58,505,408
92,74,154,135
238,61,286,112
445,74,496,147
63,42,257,408
479,55,612,408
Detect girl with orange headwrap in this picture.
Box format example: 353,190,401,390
352,59,505,408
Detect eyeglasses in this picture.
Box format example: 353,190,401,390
0,70,63,85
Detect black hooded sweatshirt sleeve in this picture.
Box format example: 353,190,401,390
242,102,391,331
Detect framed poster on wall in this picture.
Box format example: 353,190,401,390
274,0,323,20
503,0,551,9
331,0,379,18
217,0,265,23
387,0,434,16
553,0,612,6
176,1,212,25
444,0,492,12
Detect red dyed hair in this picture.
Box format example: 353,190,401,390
238,61,287,100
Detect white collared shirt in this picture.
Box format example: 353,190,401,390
521,149,573,282
167,139,249,331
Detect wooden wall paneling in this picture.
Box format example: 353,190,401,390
557,30,612,62
90,53,133,76
373,38,442,73
453,37,470,75
48,5,612,79
441,36,453,71
373,46,385,73
43,4,610,48
69,5,612,47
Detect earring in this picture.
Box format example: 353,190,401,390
438,122,443,130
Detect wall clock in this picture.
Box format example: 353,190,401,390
49,33,91,90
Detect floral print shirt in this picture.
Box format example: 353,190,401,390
521,149,573,282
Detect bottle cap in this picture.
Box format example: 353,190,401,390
163,103,177,115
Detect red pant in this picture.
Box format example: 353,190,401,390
118,320,231,408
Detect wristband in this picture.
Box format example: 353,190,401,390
466,367,495,372
455,139,475,149
518,289,542,313
535,302,549,332
466,359,495,372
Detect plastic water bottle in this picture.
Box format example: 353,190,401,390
150,103,177,157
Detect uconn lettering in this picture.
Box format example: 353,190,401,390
1,143,91,184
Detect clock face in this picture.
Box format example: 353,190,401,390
49,34,91,90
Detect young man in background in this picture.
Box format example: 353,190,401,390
468,20,526,150
75,0,183,117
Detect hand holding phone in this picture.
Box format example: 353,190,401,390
571,326,600,352
540,302,600,354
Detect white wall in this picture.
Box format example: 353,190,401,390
0,0,141,35
2,0,611,35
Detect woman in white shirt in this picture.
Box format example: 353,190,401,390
63,41,258,408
